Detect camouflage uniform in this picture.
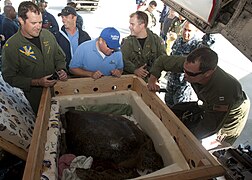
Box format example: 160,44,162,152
121,29,166,81
165,36,202,107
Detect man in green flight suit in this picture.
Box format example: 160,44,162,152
148,47,250,145
2,1,67,115
121,11,166,81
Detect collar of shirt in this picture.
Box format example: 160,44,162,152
67,28,79,55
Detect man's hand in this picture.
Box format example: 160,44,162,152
168,31,177,41
111,69,122,77
58,69,68,81
0,34,5,41
38,75,57,87
147,74,160,91
134,64,149,78
91,71,103,79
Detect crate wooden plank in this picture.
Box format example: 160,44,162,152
53,75,134,96
140,165,225,180
22,88,51,180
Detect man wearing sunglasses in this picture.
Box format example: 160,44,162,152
69,27,123,79
148,47,250,145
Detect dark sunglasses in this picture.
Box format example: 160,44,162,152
183,68,205,77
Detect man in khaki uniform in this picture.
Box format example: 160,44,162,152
121,11,166,81
148,47,250,145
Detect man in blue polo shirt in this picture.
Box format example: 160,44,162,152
69,27,124,79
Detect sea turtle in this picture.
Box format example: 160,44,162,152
64,110,164,179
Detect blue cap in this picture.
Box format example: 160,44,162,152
100,27,120,49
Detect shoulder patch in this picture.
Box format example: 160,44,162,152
19,46,37,60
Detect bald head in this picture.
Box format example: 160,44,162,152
182,21,198,42
4,5,16,20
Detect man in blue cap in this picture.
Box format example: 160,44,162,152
69,27,124,79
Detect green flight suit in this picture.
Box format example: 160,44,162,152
151,55,250,144
2,29,66,114
121,29,166,77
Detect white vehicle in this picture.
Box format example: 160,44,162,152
71,0,99,11
163,0,252,62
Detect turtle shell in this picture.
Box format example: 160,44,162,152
65,110,150,164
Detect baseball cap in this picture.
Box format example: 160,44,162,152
58,6,77,16
100,27,120,49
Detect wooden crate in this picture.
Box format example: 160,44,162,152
22,75,225,180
